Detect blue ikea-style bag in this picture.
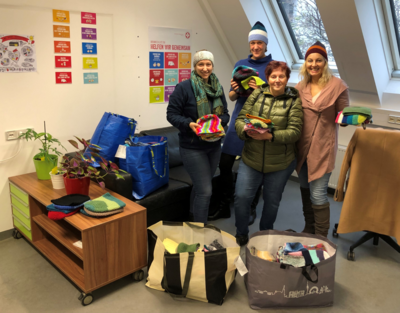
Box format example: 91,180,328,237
119,136,169,199
89,112,136,166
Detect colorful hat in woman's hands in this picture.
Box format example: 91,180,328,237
195,114,225,142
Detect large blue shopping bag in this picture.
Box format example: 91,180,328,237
89,112,136,165
119,136,169,199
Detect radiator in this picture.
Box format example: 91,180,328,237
291,144,347,190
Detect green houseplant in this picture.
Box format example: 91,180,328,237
60,137,125,195
19,127,66,180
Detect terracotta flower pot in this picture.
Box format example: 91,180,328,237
63,174,90,195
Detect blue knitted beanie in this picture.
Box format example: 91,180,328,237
248,21,268,46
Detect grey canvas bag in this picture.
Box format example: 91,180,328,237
245,230,337,309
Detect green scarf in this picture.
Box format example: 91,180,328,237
190,71,224,117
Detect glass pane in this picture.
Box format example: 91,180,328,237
390,0,400,54
277,0,336,67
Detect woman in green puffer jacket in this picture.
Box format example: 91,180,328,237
233,61,303,246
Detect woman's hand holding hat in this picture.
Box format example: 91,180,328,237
189,122,201,133
247,78,259,90
247,130,273,141
230,79,239,91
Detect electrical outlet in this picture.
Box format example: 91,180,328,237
396,117,400,125
388,115,397,124
5,128,32,141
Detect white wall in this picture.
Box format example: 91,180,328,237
0,0,234,233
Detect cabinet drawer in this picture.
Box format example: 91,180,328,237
13,216,32,241
10,183,29,206
11,195,30,217
12,206,31,229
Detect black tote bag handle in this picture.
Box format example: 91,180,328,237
302,264,319,283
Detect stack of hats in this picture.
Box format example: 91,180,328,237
336,106,373,129
232,65,265,97
244,113,274,134
82,192,126,217
195,114,225,142
47,194,90,220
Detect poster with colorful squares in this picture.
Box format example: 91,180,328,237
149,52,164,68
164,86,175,102
150,69,164,86
164,69,178,86
179,69,191,83
148,27,191,103
149,87,164,103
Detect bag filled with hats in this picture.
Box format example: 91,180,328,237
87,112,137,166
245,230,337,309
146,221,240,305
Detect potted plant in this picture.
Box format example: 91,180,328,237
49,166,65,190
60,137,125,195
19,125,66,180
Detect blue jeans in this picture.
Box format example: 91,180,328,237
298,161,331,205
180,145,221,223
234,159,296,236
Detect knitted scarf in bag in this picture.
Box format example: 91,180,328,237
190,71,224,118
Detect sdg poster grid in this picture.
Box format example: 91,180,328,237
148,26,191,103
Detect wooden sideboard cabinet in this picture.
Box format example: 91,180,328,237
9,173,147,306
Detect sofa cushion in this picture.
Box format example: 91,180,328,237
140,126,182,168
135,179,191,226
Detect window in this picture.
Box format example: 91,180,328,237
382,0,400,76
273,0,337,68
389,0,400,55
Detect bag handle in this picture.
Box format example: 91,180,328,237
302,264,318,283
149,142,168,178
163,252,195,300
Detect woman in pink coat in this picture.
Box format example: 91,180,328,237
295,41,349,237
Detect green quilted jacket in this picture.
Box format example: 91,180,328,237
235,85,303,173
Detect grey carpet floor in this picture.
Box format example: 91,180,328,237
0,180,399,312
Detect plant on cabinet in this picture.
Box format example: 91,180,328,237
60,137,125,195
19,126,66,180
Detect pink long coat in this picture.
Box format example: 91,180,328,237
295,76,349,182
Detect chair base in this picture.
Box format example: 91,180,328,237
333,224,400,261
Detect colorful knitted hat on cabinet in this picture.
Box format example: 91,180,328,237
248,21,268,45
305,41,328,60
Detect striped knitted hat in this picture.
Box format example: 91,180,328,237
305,41,328,60
248,21,268,45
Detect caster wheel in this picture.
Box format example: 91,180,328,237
347,251,355,261
80,293,94,306
332,228,338,238
12,229,22,239
132,270,144,282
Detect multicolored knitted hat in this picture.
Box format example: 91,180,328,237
248,21,268,45
305,41,328,61
195,114,225,142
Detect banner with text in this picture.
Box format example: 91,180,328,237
148,27,191,103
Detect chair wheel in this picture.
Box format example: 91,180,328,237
80,293,94,306
332,228,338,238
12,229,22,239
132,270,144,281
347,251,355,261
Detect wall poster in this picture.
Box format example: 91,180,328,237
148,27,191,103
0,35,37,72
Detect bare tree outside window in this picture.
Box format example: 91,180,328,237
277,0,336,66
391,0,400,54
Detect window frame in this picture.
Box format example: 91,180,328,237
381,0,400,77
266,0,338,72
